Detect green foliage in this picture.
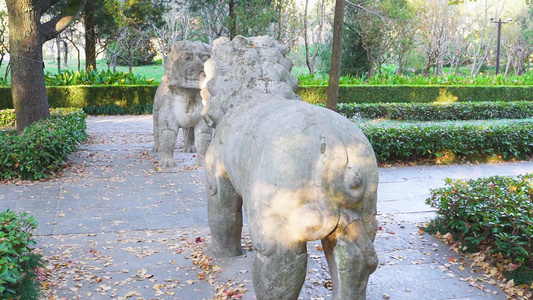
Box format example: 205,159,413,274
296,85,533,105
47,85,157,110
0,85,157,112
359,119,533,162
297,72,533,86
338,101,533,120
339,6,369,77
0,210,42,300
44,69,156,86
0,109,15,127
426,175,533,283
0,108,88,180
83,104,153,115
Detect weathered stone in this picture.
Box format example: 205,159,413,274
153,40,212,167
202,35,379,300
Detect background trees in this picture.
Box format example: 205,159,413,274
4,0,532,79
2,0,533,129
6,0,86,131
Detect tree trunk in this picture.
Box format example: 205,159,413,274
229,0,237,39
63,39,68,66
6,0,87,132
57,36,61,73
326,0,345,112
7,0,51,132
85,0,97,70
304,0,312,75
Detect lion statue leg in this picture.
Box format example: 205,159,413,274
182,128,196,153
193,119,213,166
206,153,243,257
251,237,308,300
321,216,378,300
159,128,178,167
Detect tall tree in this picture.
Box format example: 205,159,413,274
418,0,455,76
303,0,328,75
84,0,97,70
326,0,345,111
190,0,277,39
341,6,369,77
6,0,87,132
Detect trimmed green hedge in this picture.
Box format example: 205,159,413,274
83,104,153,115
339,101,533,120
360,120,533,163
0,108,87,180
1,85,532,111
297,85,533,104
0,85,158,110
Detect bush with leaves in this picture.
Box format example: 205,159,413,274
297,72,533,86
44,69,156,86
0,210,42,300
426,175,533,288
0,109,15,128
338,101,533,121
0,108,87,180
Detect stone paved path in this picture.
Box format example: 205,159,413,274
1,115,532,299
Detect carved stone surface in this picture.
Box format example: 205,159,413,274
202,35,379,300
152,40,212,167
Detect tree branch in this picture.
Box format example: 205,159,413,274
344,0,383,19
39,0,87,43
37,0,61,16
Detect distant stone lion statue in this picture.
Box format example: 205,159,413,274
152,40,212,167
202,35,379,300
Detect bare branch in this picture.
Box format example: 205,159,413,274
344,0,383,19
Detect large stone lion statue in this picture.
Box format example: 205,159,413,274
202,35,379,300
152,40,212,167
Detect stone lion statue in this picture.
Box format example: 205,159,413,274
152,40,212,167
202,35,379,300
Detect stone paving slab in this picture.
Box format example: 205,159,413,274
2,115,532,299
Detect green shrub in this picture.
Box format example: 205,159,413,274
0,210,42,300
0,109,15,128
83,104,153,115
297,85,533,105
0,108,87,180
338,101,533,120
44,69,156,86
0,85,158,111
426,175,533,287
359,119,533,163
297,72,533,86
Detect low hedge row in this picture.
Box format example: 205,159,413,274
0,108,87,180
0,86,157,110
339,101,533,121
0,210,41,300
1,85,533,110
359,120,533,163
297,85,533,105
426,175,533,288
83,104,153,115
